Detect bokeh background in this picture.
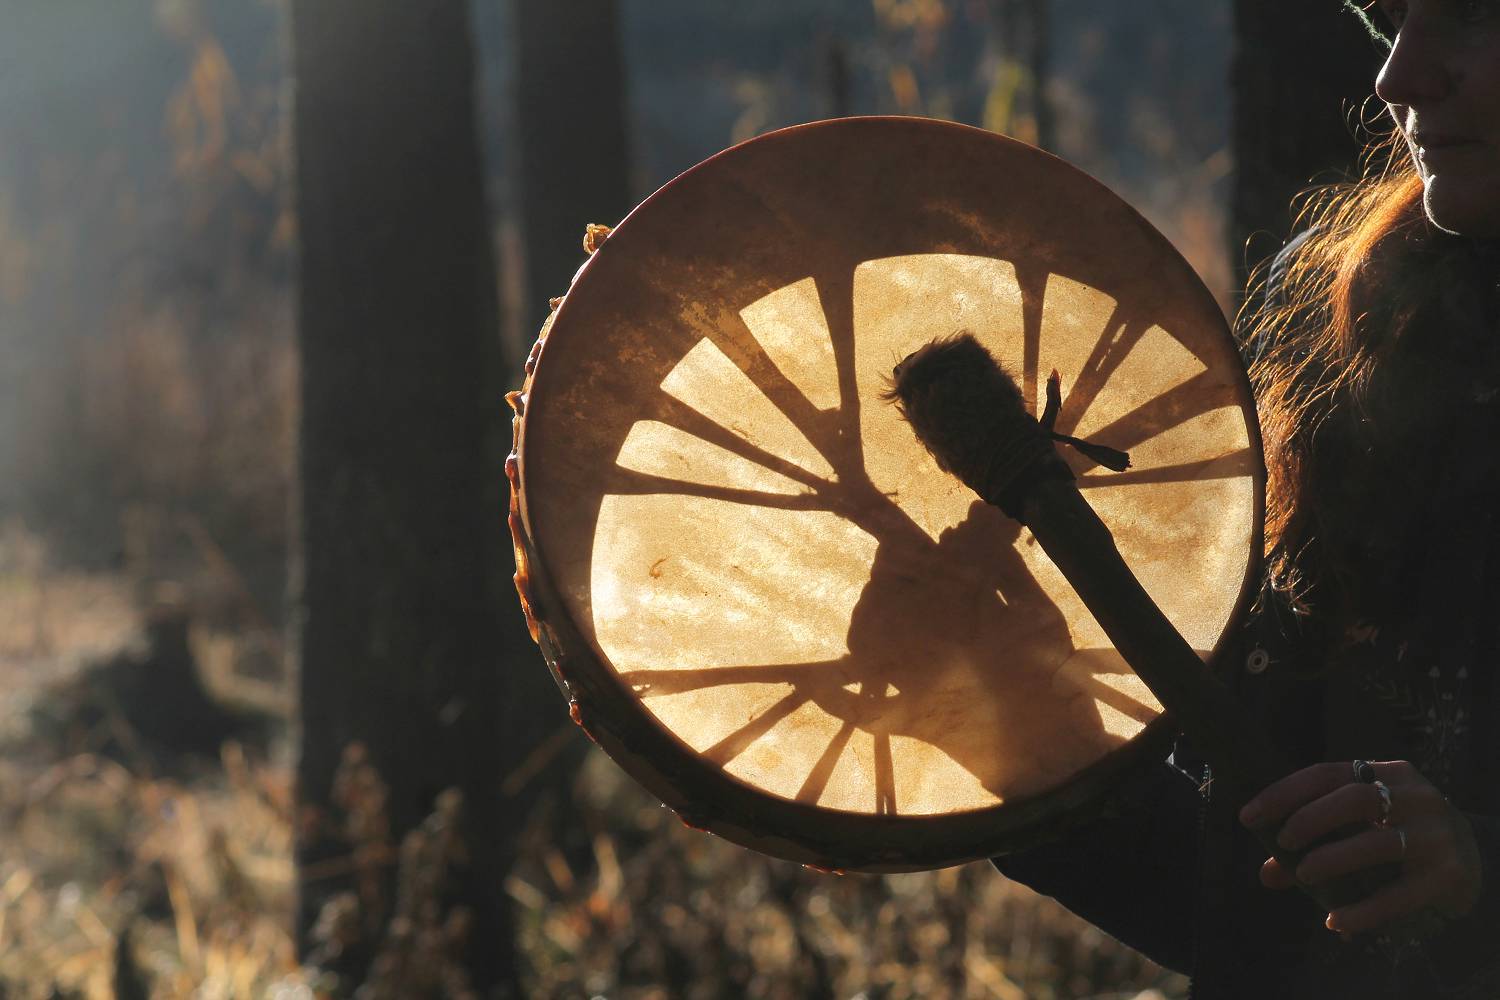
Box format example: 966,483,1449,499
0,1,1388,996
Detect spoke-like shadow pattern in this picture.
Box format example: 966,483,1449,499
598,254,1250,815
620,501,1111,805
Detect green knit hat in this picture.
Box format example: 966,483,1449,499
1343,1,1394,50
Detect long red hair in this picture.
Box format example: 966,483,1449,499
1242,123,1496,614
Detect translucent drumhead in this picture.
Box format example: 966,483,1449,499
520,117,1261,826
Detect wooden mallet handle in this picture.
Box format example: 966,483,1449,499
884,332,1388,910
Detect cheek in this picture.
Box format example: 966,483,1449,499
1483,85,1500,141
1422,168,1500,238
1465,34,1500,137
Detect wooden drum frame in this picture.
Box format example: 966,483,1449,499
505,117,1264,872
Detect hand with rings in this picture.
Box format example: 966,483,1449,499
1238,759,1484,934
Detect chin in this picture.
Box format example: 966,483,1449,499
1423,181,1500,239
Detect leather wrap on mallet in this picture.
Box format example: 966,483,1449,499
884,332,1389,912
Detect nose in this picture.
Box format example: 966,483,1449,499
1375,15,1453,109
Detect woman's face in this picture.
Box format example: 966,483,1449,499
1375,0,1500,237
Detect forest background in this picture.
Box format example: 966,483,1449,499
0,1,1384,997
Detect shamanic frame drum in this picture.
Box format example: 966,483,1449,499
506,117,1264,872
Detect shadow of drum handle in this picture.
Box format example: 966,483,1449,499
885,332,1396,916
1019,469,1396,912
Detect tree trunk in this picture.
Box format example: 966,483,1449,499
1231,0,1388,284
290,2,523,992
512,0,633,336
1025,0,1053,152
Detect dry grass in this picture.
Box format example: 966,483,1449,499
510,748,1187,1000
0,520,142,742
0,521,303,998
0,528,1185,999
0,744,303,998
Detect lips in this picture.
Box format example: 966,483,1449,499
1409,132,1485,171
1411,132,1482,151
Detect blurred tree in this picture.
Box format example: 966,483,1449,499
1231,0,1387,282
290,0,542,992
511,0,633,336
980,0,1053,150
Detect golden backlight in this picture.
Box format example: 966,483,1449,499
589,255,1252,816
518,118,1259,839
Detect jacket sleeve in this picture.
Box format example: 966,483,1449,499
990,754,1204,974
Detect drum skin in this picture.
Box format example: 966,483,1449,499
507,117,1264,872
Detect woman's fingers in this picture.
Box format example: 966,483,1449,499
1259,855,1297,889
1240,760,1427,832
1386,779,1447,817
1293,824,1409,884
1275,781,1388,850
1262,823,1406,889
1327,868,1444,934
1240,759,1484,932
1239,761,1358,828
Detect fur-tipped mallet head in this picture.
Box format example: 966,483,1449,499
881,331,1034,487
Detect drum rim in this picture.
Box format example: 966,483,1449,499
512,116,1265,871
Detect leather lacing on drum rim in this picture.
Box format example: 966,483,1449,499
985,369,1132,519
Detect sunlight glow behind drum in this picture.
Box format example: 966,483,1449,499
585,252,1255,817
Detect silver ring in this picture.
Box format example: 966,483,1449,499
1394,825,1407,860
1353,759,1378,784
1373,780,1394,826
